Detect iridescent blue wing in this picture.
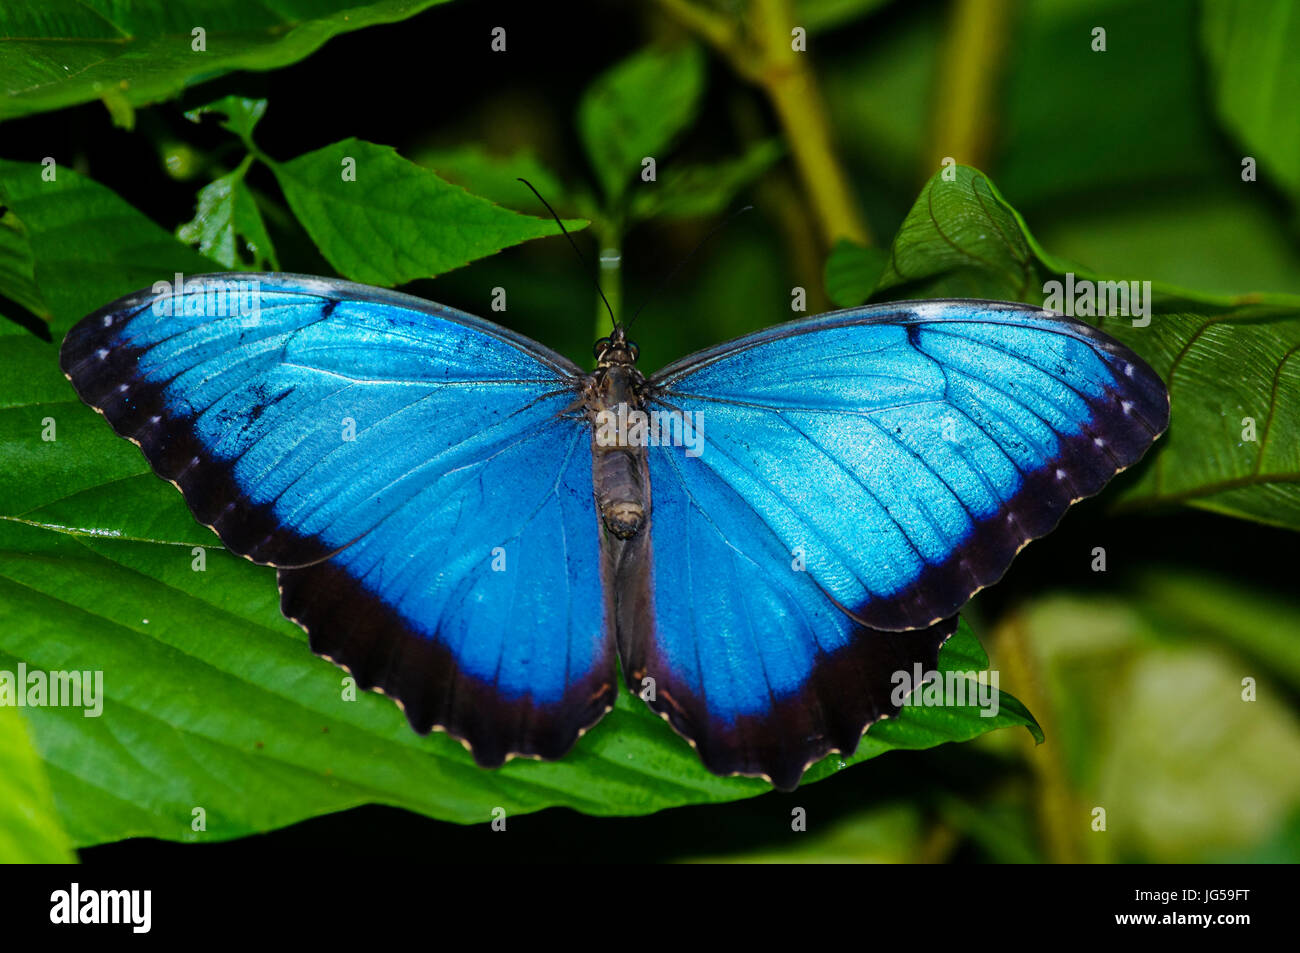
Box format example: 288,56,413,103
61,273,615,765
613,499,957,791
622,300,1168,788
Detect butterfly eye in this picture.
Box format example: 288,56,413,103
593,337,611,359
628,343,640,362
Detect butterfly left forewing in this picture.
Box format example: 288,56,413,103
62,273,618,765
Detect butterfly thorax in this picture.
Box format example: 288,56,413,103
585,331,650,540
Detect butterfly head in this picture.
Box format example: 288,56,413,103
594,327,639,368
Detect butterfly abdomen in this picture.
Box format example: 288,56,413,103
594,450,647,539
586,364,650,540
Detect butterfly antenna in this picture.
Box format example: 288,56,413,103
625,204,754,332
517,177,616,330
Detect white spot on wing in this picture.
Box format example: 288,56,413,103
909,302,950,322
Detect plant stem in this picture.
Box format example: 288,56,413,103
995,610,1087,864
655,0,738,52
928,0,1014,176
594,220,622,344
748,0,871,249
656,0,872,250
232,152,256,181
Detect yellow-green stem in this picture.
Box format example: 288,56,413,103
594,222,623,344
656,0,872,251
928,0,1014,176
749,0,871,249
995,611,1087,864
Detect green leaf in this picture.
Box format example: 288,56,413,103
1202,0,1300,203
823,238,887,308
412,145,571,216
875,164,1300,530
177,161,278,270
184,95,268,148
0,205,50,323
578,44,706,204
874,166,1043,302
1109,303,1300,529
0,1,451,122
0,707,75,862
1033,185,1300,298
270,138,585,286
0,159,217,334
628,139,783,221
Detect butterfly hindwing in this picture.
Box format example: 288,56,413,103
614,441,958,790
61,273,617,764
622,300,1168,786
278,413,614,765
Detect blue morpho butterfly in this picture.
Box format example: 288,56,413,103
60,267,1169,790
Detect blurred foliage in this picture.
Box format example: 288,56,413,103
578,43,707,205
1201,0,1300,205
2,0,1299,862
1008,580,1300,864
0,1,452,122
0,705,74,862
